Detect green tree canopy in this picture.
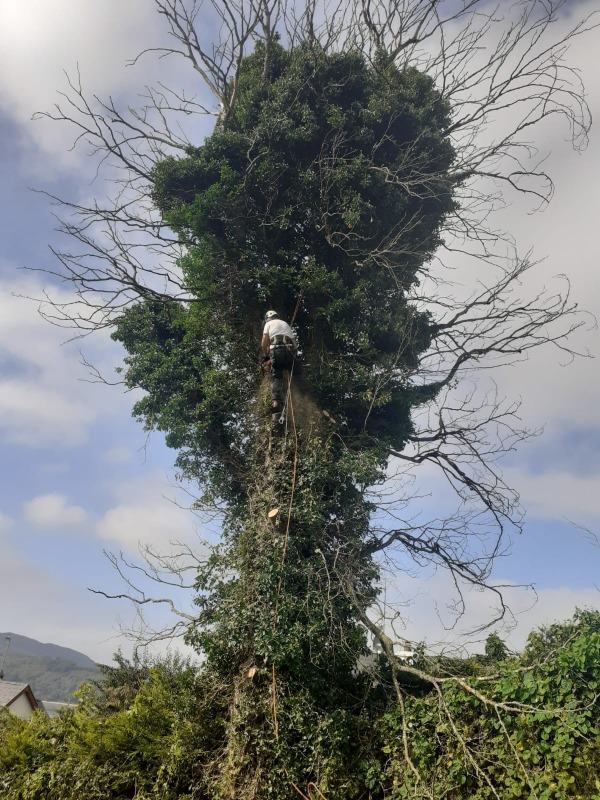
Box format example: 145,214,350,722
114,44,455,503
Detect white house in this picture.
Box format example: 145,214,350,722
0,680,40,719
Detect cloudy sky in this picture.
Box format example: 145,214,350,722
0,1,599,664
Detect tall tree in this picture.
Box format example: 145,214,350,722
36,1,596,796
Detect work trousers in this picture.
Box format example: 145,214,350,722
270,344,298,407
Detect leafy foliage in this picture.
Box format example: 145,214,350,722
114,44,455,500
1,614,600,799
0,654,224,800
380,610,600,799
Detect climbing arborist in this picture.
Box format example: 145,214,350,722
261,310,298,418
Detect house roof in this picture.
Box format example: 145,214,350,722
0,680,38,710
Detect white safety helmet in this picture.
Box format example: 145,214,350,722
264,310,278,321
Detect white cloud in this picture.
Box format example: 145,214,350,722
0,1,216,182
0,544,128,663
0,273,132,448
0,513,14,535
0,380,94,448
509,585,600,647
104,446,134,464
0,1,163,168
410,10,600,530
93,482,206,649
381,568,600,655
96,472,204,555
97,501,197,553
24,493,88,528
503,467,600,526
422,1,600,439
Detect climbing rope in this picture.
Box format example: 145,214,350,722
270,366,299,741
265,326,329,798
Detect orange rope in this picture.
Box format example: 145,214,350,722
271,663,279,741
291,783,311,800
291,782,328,799
290,292,303,325
271,370,299,626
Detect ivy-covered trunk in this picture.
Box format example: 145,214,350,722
185,376,384,798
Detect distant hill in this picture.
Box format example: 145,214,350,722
0,633,98,669
0,633,101,702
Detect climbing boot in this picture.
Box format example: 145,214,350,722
271,400,282,426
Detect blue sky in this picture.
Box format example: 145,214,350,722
0,1,599,663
